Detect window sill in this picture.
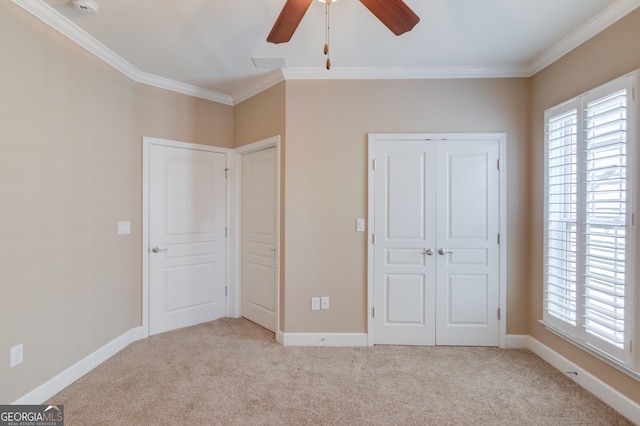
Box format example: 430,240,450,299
539,320,640,382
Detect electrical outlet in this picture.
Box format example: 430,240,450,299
10,343,23,368
321,297,330,310
311,297,320,311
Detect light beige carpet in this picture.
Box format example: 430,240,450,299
50,318,632,425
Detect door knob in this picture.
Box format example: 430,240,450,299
151,246,168,253
422,248,434,256
438,248,454,255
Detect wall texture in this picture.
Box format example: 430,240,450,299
0,2,233,403
234,82,285,148
529,8,640,405
283,78,530,334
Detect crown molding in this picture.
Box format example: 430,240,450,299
11,0,233,106
11,0,640,104
282,65,531,80
229,65,530,104
231,69,286,105
527,0,640,75
11,0,137,77
135,71,233,105
230,64,531,104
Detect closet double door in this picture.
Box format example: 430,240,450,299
372,136,501,346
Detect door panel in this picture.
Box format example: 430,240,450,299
373,141,436,345
149,145,227,335
387,153,427,239
246,262,276,310
165,264,217,311
435,140,500,346
372,136,500,346
241,147,277,332
447,153,489,239
446,274,488,324
386,274,426,324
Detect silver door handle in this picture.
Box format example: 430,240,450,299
151,246,168,253
438,248,454,255
422,248,434,256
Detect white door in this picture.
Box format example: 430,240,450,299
373,141,437,345
372,136,501,346
434,140,500,346
241,147,277,332
149,144,227,335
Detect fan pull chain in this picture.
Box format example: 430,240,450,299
324,1,331,70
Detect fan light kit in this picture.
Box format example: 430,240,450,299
71,0,99,15
267,0,419,70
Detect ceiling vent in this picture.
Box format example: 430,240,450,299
71,0,99,15
252,57,287,69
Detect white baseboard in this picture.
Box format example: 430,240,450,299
13,327,146,404
505,334,529,349
281,332,368,347
526,336,640,424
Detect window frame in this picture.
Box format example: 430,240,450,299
542,71,638,377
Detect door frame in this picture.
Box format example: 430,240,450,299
233,135,282,343
142,136,234,337
367,133,508,347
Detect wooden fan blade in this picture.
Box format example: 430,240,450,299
359,0,420,36
267,0,313,44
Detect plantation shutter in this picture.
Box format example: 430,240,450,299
544,107,579,328
582,89,628,351
543,72,635,366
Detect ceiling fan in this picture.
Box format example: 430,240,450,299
267,0,420,44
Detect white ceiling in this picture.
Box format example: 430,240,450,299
14,0,640,104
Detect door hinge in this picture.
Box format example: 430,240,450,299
372,307,375,318
372,233,375,244
497,234,500,244
497,308,501,320
372,159,377,170
225,286,228,296
225,168,229,178
225,227,228,238
497,159,500,171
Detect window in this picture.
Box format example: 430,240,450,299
543,72,637,371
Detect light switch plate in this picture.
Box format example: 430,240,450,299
356,218,365,232
311,297,320,311
10,343,23,368
321,297,330,310
118,221,131,235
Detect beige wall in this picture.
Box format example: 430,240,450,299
234,82,286,148
529,9,640,404
0,2,233,403
3,0,640,410
283,78,530,333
